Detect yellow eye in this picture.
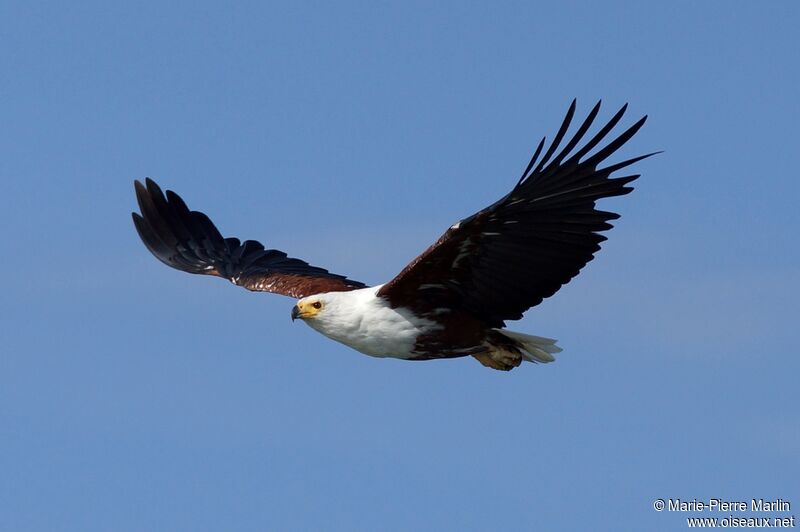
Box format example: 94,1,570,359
312,301,322,310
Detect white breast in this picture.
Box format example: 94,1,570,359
302,285,440,359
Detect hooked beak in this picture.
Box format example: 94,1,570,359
291,304,301,322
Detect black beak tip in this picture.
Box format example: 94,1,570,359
291,305,300,322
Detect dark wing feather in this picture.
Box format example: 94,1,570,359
377,101,656,327
132,178,366,299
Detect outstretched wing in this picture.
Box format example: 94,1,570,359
132,178,367,299
377,100,655,328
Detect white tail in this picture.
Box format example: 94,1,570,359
495,329,562,363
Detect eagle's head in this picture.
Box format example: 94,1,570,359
290,287,386,352
291,296,326,321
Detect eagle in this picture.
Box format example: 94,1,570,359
132,101,653,371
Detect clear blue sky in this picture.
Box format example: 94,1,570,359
1,2,798,531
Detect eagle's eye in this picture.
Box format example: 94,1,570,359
312,301,322,310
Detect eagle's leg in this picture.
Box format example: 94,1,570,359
471,349,522,371
471,328,562,370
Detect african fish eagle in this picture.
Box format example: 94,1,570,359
132,100,653,370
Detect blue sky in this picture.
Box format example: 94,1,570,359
1,2,798,530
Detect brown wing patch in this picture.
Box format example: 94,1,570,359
237,272,365,299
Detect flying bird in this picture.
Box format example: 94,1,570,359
132,101,653,371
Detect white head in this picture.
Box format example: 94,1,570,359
291,294,329,322
288,285,426,358
290,288,380,343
